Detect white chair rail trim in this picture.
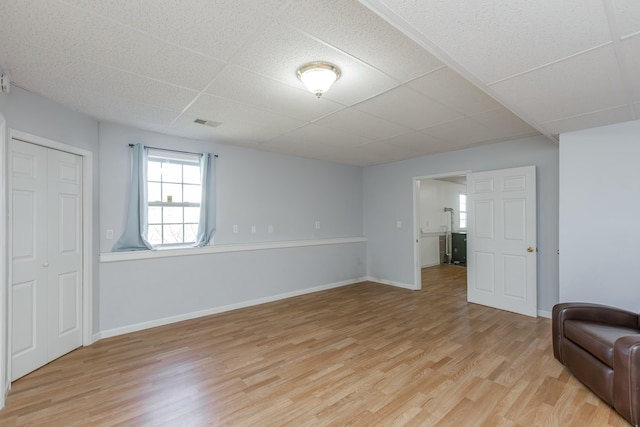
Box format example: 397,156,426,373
100,236,367,263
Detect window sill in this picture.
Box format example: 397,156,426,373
100,236,367,263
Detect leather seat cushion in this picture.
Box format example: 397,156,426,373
564,320,640,367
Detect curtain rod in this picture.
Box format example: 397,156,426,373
128,144,218,158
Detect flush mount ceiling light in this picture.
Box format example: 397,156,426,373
296,62,341,98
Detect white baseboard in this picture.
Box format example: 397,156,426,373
94,277,368,341
537,309,552,319
364,276,417,290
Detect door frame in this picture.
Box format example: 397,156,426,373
6,129,93,383
0,114,6,407
413,170,470,289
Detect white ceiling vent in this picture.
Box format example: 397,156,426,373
194,118,222,128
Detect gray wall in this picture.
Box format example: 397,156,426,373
99,123,363,250
99,123,366,333
559,119,640,311
363,136,560,313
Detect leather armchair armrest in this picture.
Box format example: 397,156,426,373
613,335,640,426
552,303,638,361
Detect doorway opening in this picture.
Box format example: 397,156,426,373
413,171,469,290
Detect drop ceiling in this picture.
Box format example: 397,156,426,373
0,0,637,166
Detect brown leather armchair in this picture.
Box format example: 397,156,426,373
553,303,640,426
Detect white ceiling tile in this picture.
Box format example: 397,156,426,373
377,131,448,153
489,45,627,124
314,109,411,141
168,115,269,146
74,93,181,131
1,0,225,91
470,108,539,139
541,105,633,135
60,0,275,61
327,142,421,166
269,123,374,149
72,62,199,112
354,86,463,130
422,117,498,147
368,0,612,83
205,66,344,121
184,94,306,142
231,22,399,105
408,67,503,115
611,0,640,38
279,0,444,82
621,35,640,99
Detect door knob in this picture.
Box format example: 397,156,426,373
527,247,534,253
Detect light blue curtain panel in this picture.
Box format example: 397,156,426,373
193,153,216,247
112,143,152,251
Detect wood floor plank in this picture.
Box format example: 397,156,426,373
0,265,631,426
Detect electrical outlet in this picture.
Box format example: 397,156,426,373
396,220,402,229
315,221,321,229
233,225,238,233
268,225,273,233
106,229,114,240
251,225,256,233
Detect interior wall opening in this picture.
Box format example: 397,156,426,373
415,173,468,291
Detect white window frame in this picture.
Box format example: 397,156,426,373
146,149,202,247
459,192,467,230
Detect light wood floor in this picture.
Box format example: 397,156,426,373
0,265,629,426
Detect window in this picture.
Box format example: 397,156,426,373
112,144,215,252
459,192,467,229
146,149,202,246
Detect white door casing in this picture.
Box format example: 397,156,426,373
467,166,537,317
10,139,83,380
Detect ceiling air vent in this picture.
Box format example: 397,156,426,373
194,118,222,128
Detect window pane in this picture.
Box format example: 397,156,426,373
145,151,207,247
148,182,162,203
163,206,183,224
184,224,198,243
183,184,201,203
148,206,162,224
163,183,183,203
184,207,200,223
147,160,162,181
183,164,200,184
162,162,182,183
148,224,162,245
163,224,183,244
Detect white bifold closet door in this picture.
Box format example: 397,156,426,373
11,139,83,381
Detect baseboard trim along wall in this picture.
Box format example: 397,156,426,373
93,277,368,342
364,276,417,291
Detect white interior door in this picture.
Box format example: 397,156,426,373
11,139,83,380
46,147,83,361
11,141,49,380
466,166,537,317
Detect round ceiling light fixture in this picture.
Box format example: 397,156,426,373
296,62,341,98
